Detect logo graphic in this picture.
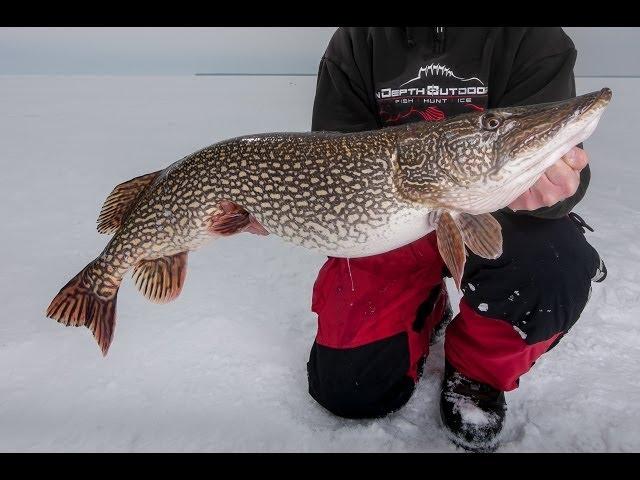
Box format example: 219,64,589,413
380,106,445,123
375,62,488,125
399,63,484,87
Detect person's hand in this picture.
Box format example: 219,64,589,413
508,147,588,212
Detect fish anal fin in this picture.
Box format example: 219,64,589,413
97,170,162,234
457,212,503,259
436,211,466,291
132,252,188,304
207,200,269,237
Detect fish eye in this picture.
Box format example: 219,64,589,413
482,114,502,131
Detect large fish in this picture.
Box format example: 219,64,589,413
46,88,612,355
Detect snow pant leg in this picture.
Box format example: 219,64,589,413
307,233,446,419
444,212,602,392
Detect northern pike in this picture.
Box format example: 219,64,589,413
46,88,612,355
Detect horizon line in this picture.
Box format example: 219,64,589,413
195,73,638,78
0,73,635,78
195,72,317,76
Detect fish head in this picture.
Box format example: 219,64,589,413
395,88,612,214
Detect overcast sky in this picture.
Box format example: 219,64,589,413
1,27,638,76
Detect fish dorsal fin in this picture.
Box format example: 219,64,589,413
97,170,162,234
457,212,503,259
132,252,188,304
435,211,466,290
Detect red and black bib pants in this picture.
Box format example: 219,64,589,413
306,211,601,418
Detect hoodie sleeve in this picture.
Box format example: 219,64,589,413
311,30,380,133
494,27,589,219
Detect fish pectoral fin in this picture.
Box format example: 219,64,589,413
97,170,162,234
456,212,503,259
436,211,466,291
132,252,188,304
207,200,269,236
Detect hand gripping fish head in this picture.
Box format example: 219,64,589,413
390,88,611,286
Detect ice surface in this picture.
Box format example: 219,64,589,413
1,75,639,452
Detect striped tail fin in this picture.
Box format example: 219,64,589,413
46,264,119,356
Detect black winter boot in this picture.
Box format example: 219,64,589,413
440,360,506,453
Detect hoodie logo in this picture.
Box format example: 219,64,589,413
399,63,483,87
376,62,488,125
376,63,487,100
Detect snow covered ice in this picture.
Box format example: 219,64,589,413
1,75,639,452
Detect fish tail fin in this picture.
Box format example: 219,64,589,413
46,261,120,356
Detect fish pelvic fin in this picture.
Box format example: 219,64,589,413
97,170,162,234
132,252,188,304
435,211,466,291
46,262,119,356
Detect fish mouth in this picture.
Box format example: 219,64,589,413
547,87,611,153
510,88,612,167
568,88,612,133
585,87,612,111
578,87,612,115
470,88,613,214
563,87,612,141
496,88,612,207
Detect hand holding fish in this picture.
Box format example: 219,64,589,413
508,147,588,211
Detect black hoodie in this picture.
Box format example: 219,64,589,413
311,27,589,219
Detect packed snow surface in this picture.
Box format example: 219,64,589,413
1,76,639,452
